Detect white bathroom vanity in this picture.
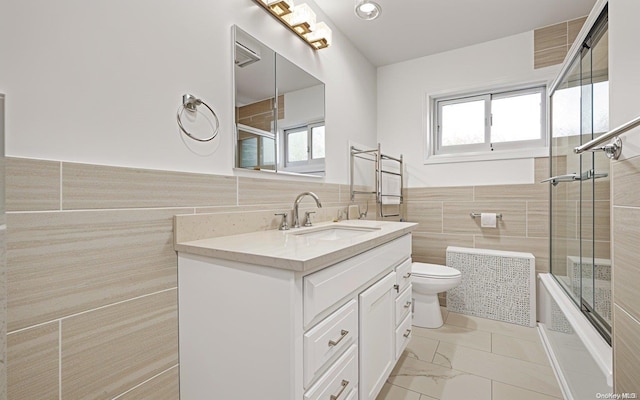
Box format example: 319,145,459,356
174,219,417,400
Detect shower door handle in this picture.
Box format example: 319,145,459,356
541,173,580,186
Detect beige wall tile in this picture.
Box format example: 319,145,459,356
238,177,340,205
405,187,473,202
527,201,549,238
534,157,550,183
550,200,578,240
613,305,640,394
443,201,526,236
412,233,474,265
534,22,567,52
116,366,179,400
405,202,442,233
7,322,59,400
474,184,548,202
0,228,4,399
612,156,640,207
474,236,549,273
535,47,568,69
613,207,640,322
62,290,178,399
581,201,611,241
6,157,60,211
568,16,588,46
62,162,236,209
7,208,187,331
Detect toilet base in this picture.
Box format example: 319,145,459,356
412,292,445,328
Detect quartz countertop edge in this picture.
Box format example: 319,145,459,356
174,220,417,273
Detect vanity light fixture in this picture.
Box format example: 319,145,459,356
355,0,381,20
262,0,294,16
282,3,316,34
254,0,332,50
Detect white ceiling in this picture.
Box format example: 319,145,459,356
314,0,597,66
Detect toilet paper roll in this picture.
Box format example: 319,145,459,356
480,213,497,228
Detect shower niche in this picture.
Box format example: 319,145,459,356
548,9,611,343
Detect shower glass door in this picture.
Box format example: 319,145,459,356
549,11,610,342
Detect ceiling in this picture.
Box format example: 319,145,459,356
314,0,597,66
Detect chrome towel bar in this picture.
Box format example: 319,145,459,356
574,114,640,159
470,212,502,219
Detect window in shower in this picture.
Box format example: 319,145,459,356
549,8,611,343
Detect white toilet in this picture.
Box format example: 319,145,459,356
411,262,462,328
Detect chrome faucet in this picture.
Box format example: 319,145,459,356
293,192,323,228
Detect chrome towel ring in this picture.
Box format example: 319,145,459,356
177,94,219,142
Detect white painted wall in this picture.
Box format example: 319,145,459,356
377,32,561,187
0,0,377,184
610,0,640,159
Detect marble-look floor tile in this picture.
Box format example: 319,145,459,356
376,383,421,400
492,381,562,400
491,333,549,365
412,323,491,352
432,341,562,398
445,311,540,342
387,354,491,400
403,335,439,363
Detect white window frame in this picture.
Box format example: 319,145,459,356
281,121,325,173
427,85,548,164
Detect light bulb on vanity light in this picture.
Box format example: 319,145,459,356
262,0,294,16
282,3,316,34
304,21,332,49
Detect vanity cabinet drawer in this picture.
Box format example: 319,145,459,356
304,234,411,327
304,300,358,388
395,285,412,326
395,313,412,359
304,344,358,400
395,258,412,294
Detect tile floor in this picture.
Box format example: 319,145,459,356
376,308,564,400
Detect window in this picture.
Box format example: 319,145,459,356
284,122,325,169
238,126,276,171
433,86,547,158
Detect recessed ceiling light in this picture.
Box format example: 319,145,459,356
355,0,381,20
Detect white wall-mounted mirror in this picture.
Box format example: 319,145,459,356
233,26,326,176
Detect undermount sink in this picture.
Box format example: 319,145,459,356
291,226,380,240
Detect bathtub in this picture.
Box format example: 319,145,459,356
537,273,612,400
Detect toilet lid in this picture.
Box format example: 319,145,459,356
412,263,461,278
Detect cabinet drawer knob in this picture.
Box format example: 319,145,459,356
393,284,399,293
403,272,412,278
330,379,349,400
328,329,349,347
404,300,412,308
403,329,412,338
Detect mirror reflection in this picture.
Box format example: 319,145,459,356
234,26,326,176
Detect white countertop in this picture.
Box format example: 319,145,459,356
174,219,417,272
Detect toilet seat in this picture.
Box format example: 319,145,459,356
412,262,461,279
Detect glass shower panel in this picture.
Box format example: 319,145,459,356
586,24,611,328
549,12,610,342
550,56,582,304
